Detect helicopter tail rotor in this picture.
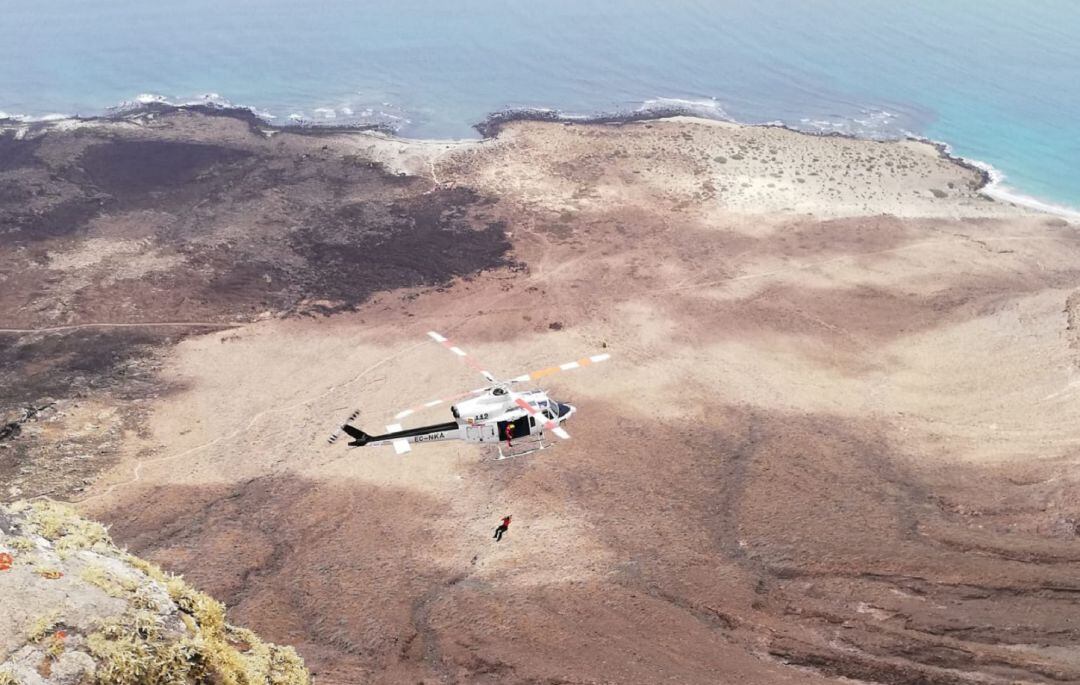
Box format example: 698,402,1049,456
327,408,361,445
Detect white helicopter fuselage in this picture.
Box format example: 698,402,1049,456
451,388,556,423
330,331,605,453
359,389,575,451
456,388,575,442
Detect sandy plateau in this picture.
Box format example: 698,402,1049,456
4,109,1080,684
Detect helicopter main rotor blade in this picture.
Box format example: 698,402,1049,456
392,386,489,421
427,331,497,382
509,353,611,384
514,397,570,440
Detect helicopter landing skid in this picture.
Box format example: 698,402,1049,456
494,435,549,461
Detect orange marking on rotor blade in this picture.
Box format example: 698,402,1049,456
530,367,561,380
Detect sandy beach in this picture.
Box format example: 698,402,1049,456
3,108,1080,683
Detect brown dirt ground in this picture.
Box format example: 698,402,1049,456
5,112,1080,683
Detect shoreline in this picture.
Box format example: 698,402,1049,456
922,138,1080,222
474,107,1075,222
3,99,1076,222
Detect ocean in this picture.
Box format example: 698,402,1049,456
2,0,1078,213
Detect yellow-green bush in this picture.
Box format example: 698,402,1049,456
82,566,309,684
26,611,60,643
4,502,311,685
86,620,194,685
87,603,309,685
21,501,110,555
80,564,139,598
5,536,34,552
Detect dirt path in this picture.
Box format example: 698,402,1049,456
0,321,240,335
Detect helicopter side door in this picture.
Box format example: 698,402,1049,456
496,416,532,441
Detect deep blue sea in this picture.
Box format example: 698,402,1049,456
2,0,1078,211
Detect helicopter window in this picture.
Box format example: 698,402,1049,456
529,416,535,428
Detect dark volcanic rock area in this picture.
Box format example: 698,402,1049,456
0,329,171,499
0,117,510,323
0,110,511,499
77,139,255,202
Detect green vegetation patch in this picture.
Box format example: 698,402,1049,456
14,500,111,555
1,501,311,684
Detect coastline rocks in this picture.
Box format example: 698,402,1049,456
473,105,696,138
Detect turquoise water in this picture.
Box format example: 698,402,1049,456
2,0,1078,209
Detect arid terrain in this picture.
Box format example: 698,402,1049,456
4,107,1080,684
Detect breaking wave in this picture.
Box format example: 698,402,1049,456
2,91,1076,220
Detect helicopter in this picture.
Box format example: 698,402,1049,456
328,331,610,458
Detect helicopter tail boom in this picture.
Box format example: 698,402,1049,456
342,421,460,448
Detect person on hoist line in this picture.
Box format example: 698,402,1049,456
494,515,511,541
